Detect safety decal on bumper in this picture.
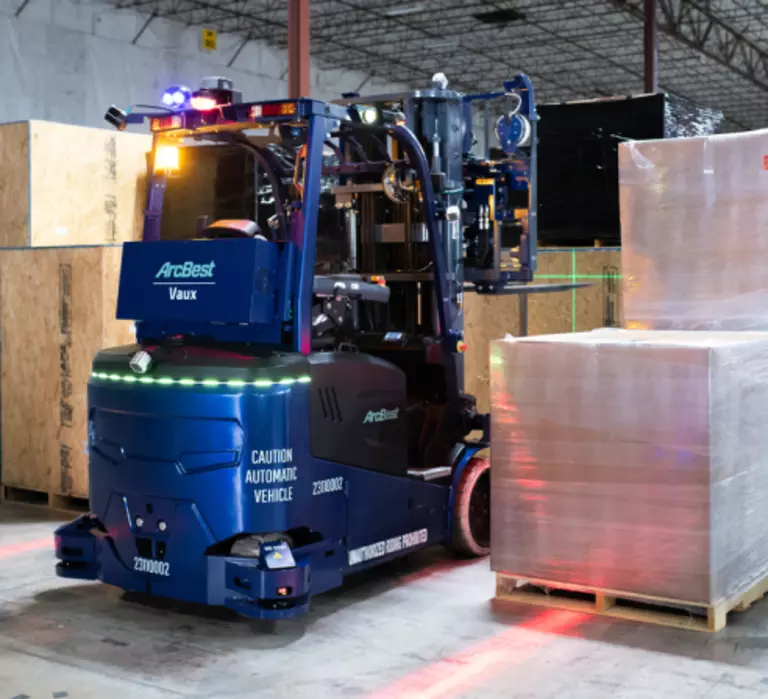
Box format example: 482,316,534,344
347,528,428,566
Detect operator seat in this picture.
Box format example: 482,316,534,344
202,219,270,240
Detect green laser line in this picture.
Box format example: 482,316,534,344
571,249,577,333
536,274,623,280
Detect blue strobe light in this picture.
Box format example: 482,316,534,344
161,85,192,110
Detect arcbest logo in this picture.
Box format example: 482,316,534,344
363,407,400,424
154,261,217,301
155,261,216,280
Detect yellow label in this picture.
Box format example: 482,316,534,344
475,178,495,185
201,28,217,51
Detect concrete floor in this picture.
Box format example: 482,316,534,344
3,506,768,699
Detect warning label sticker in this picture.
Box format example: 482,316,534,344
347,528,428,566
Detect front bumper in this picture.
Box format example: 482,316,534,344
54,515,312,620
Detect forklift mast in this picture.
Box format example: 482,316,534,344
332,73,538,402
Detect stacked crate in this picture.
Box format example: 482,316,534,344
0,120,150,507
490,127,768,631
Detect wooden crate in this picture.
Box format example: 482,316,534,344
0,121,150,248
464,248,622,412
495,572,768,633
0,246,134,499
2,485,89,513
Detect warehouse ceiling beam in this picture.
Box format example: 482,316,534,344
311,21,634,52
131,9,157,44
310,1,487,33
614,0,768,92
354,74,372,93
227,32,251,67
174,0,280,30
312,0,581,99
114,0,161,9
14,0,31,17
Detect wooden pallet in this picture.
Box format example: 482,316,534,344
2,485,89,514
494,573,768,633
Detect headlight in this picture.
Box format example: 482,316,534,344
359,106,378,124
153,146,180,174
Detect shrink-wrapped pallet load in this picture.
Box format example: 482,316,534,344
620,128,768,331
490,329,768,607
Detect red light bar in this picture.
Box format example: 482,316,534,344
190,96,218,111
150,115,183,132
250,102,297,119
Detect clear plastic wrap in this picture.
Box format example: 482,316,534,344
490,329,768,604
619,129,768,330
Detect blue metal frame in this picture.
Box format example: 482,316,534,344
126,97,460,365
124,99,348,355
294,115,326,355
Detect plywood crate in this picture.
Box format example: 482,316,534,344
0,246,134,500
0,121,150,248
465,247,622,412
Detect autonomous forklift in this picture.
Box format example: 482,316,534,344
54,74,576,619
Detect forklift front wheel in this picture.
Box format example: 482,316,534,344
451,456,491,557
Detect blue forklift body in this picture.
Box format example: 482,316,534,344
59,366,467,619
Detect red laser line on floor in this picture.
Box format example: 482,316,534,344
0,537,52,558
367,609,585,699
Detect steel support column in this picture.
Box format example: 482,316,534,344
643,0,658,93
288,0,311,98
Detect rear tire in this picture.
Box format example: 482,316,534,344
450,456,490,557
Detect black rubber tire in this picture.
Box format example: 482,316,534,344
450,456,491,557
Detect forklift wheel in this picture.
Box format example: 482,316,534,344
451,456,490,557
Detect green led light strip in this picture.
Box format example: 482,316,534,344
91,372,311,388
